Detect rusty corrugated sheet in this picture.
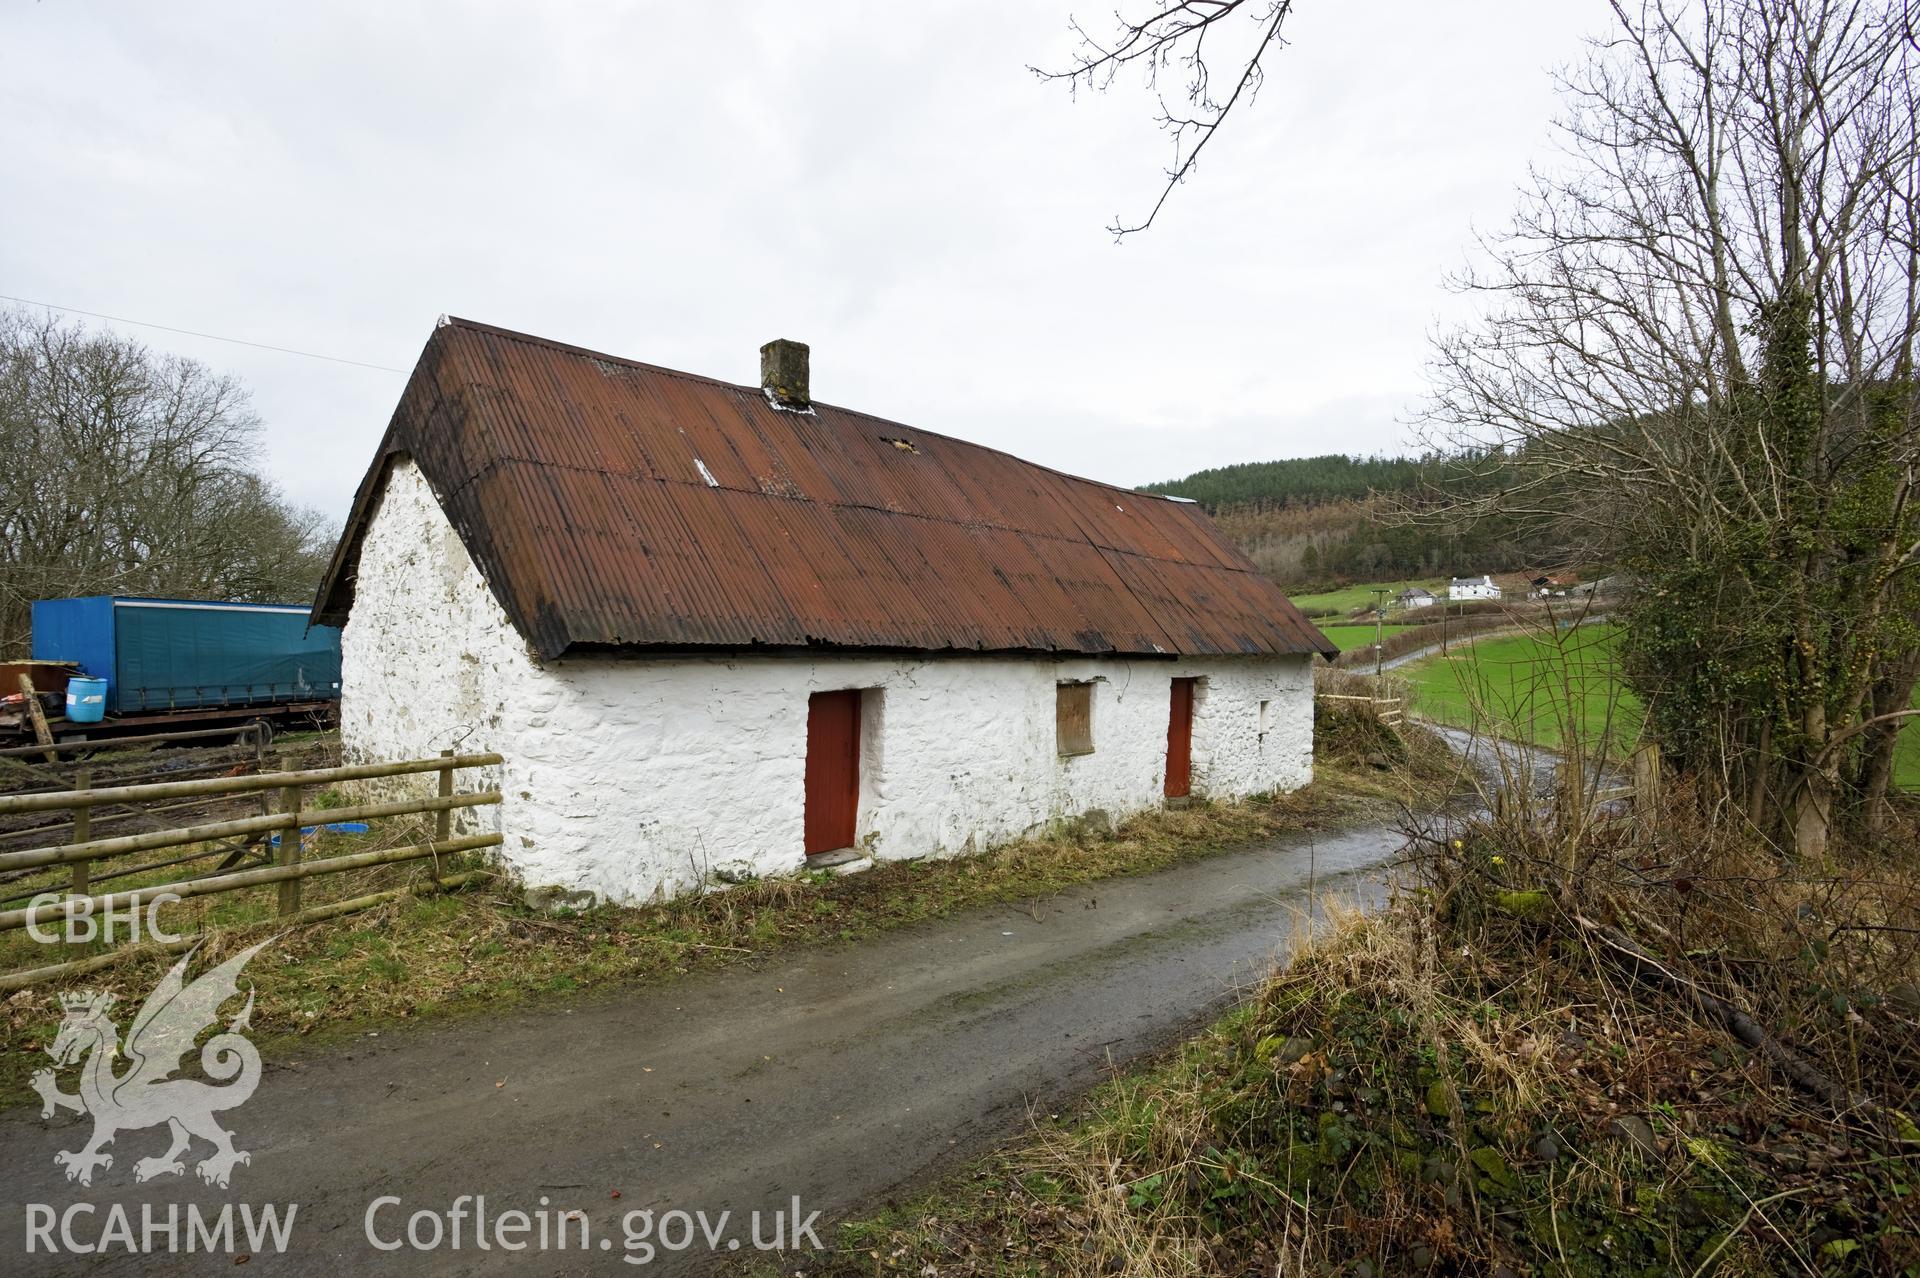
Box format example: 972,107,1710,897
313,319,1337,661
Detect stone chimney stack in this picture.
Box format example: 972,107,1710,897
760,339,810,410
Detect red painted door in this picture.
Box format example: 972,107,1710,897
1164,678,1196,798
805,690,860,855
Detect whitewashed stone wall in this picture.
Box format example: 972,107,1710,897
340,459,1316,905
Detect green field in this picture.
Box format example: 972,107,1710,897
1290,578,1446,618
1399,626,1640,753
1316,623,1416,652
1899,687,1920,790
1400,627,1919,789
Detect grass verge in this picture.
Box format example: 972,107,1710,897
758,774,1920,1276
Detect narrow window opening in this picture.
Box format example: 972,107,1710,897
1056,681,1094,757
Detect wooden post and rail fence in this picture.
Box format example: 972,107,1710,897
0,724,277,864
0,752,503,991
1315,692,1404,726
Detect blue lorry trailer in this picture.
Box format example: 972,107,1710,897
28,597,341,729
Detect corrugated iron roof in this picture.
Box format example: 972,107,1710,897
312,319,1336,662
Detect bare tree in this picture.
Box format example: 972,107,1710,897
1036,1,1297,237
0,308,337,657
1421,0,1920,853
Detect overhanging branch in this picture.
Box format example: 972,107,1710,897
1035,0,1296,238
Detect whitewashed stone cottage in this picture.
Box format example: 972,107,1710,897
312,318,1336,904
1449,575,1503,602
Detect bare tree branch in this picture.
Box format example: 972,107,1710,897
1415,0,1920,851
1034,0,1296,238
0,308,337,657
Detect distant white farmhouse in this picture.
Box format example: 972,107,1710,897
1397,587,1436,610
313,320,1338,906
1449,575,1502,602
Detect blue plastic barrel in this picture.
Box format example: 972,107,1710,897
65,677,108,724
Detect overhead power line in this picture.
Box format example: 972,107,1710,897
0,291,407,373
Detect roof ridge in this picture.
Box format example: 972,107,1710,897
436,315,1188,507
439,316,745,395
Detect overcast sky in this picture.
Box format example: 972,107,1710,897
2,1,1609,522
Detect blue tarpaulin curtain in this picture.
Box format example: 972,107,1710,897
32,597,342,714
113,603,341,712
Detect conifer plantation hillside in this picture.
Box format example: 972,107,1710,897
1142,454,1548,589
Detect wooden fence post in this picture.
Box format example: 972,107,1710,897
276,765,303,916
68,767,92,899
1554,760,1583,832
1633,742,1663,809
67,767,92,950
432,749,454,882
1633,741,1663,839
254,732,275,859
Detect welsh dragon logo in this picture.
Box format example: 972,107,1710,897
30,939,273,1189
